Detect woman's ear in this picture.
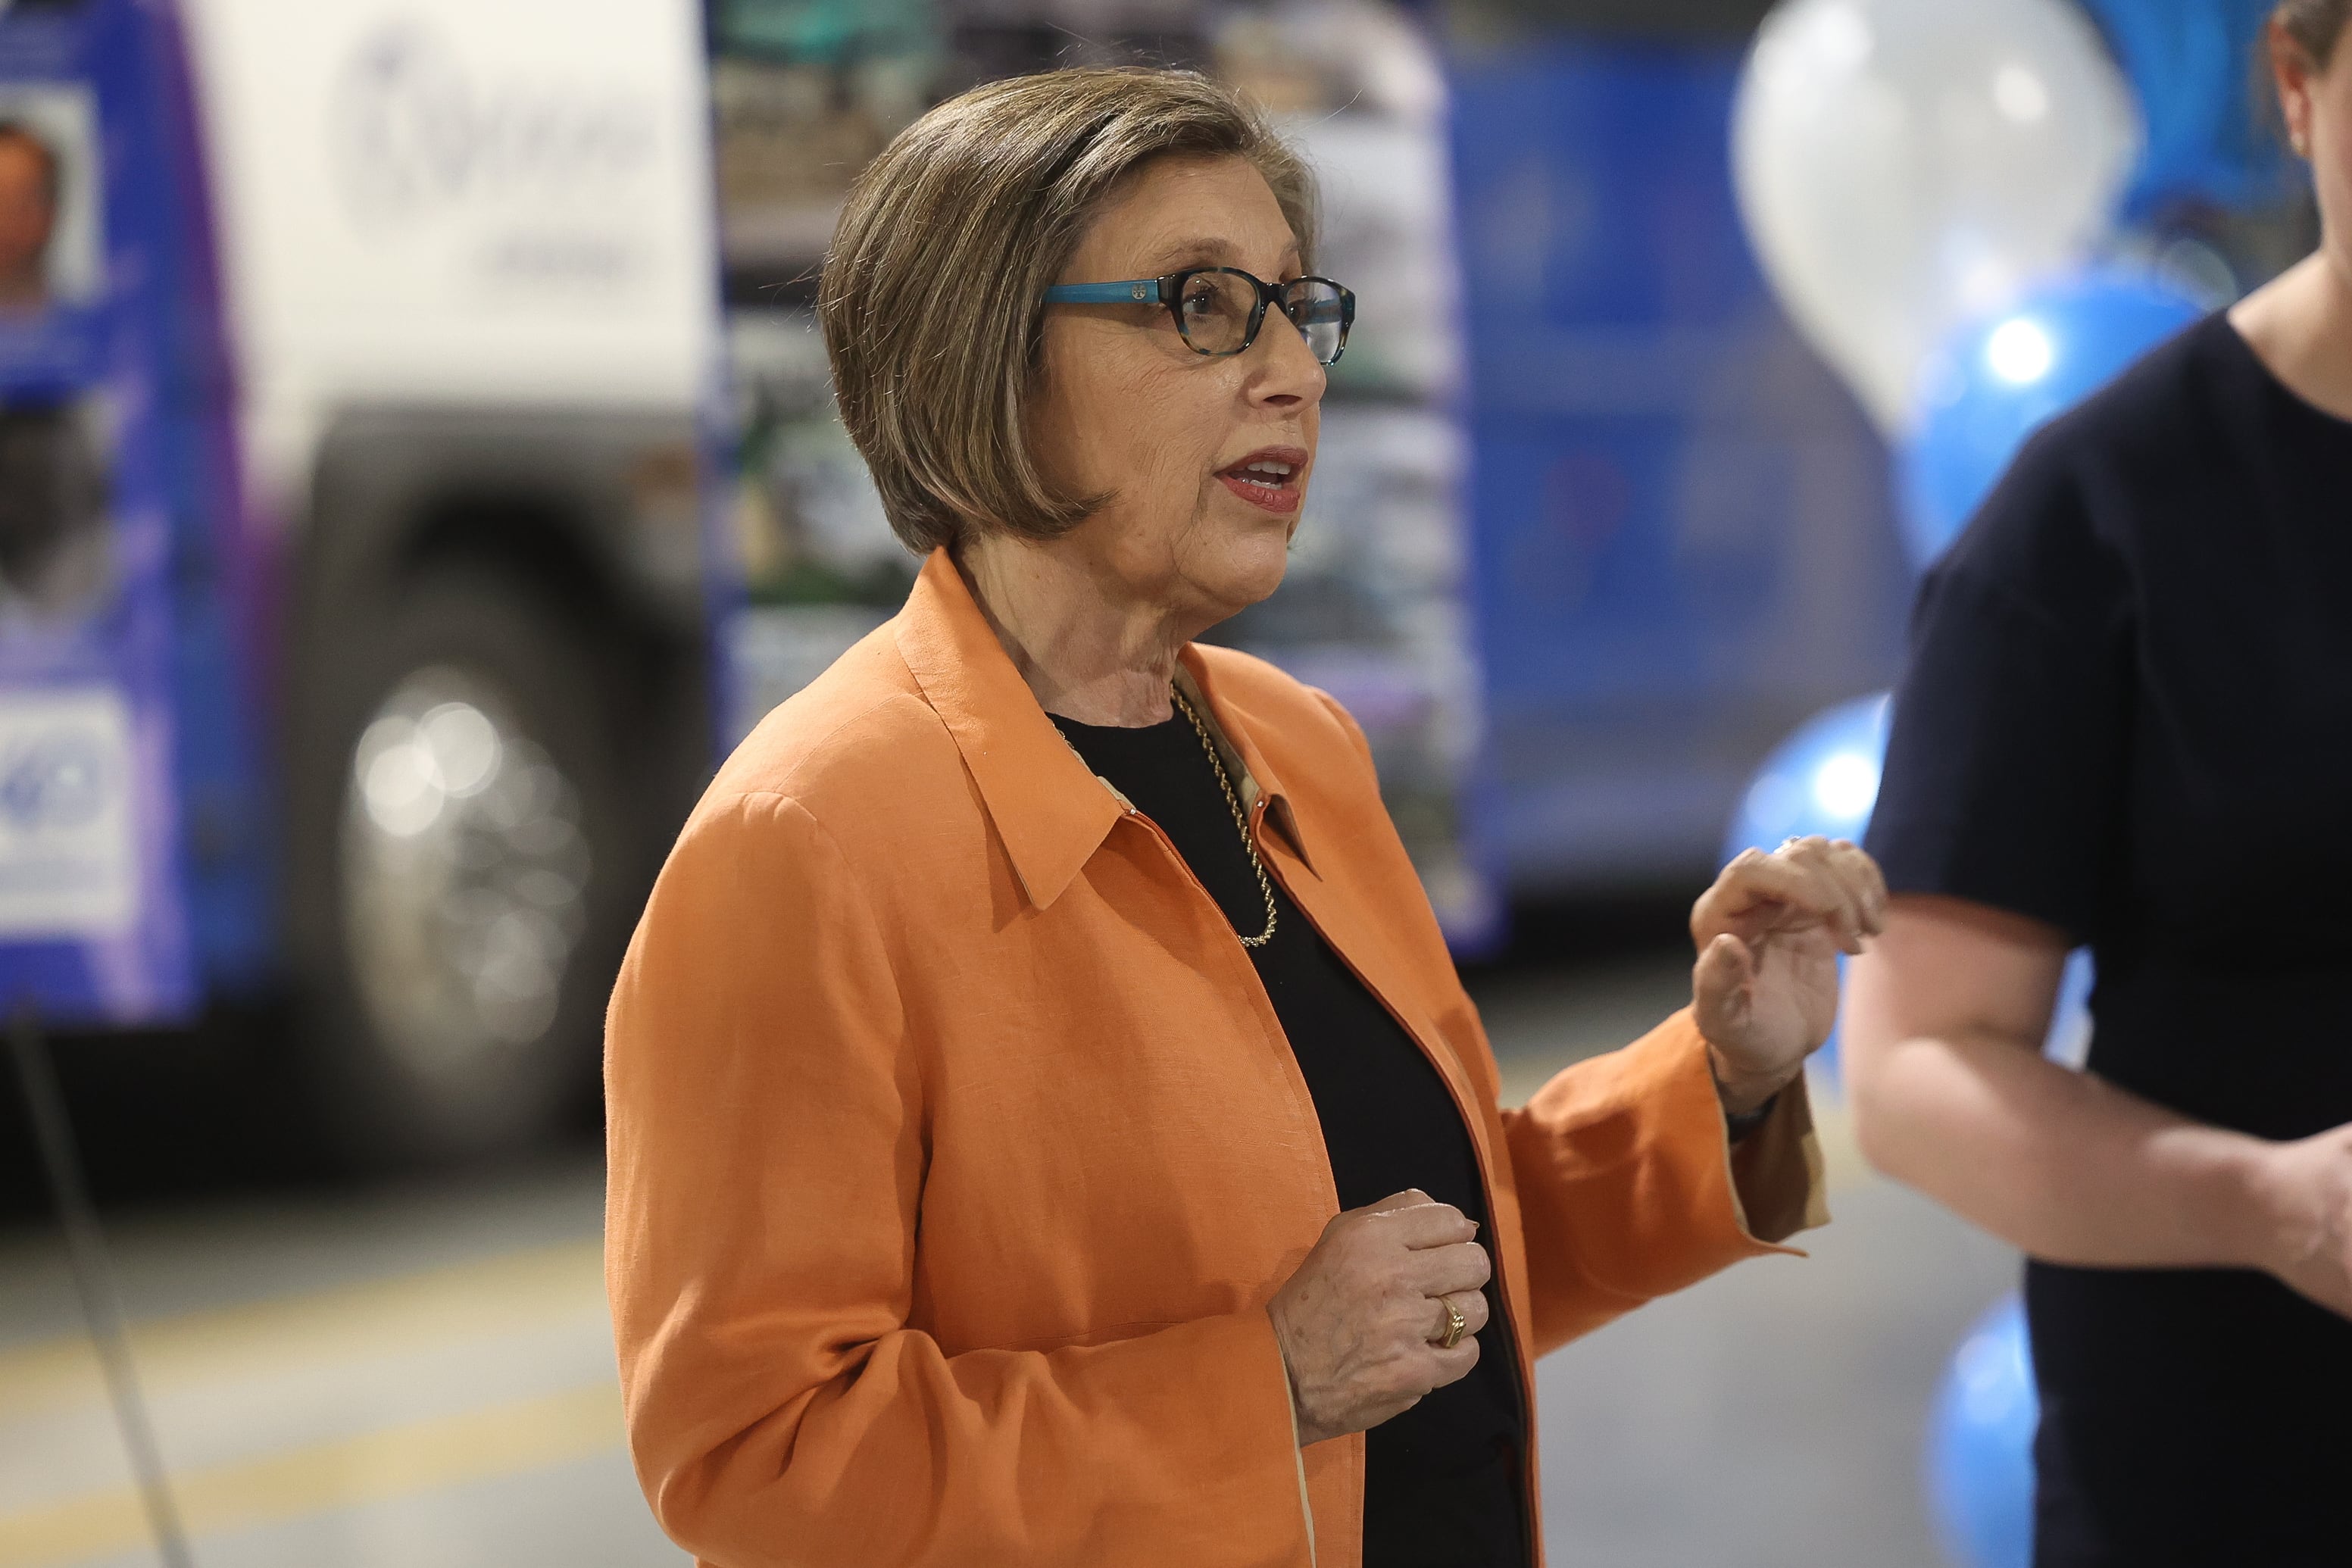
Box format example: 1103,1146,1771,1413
2273,17,2322,161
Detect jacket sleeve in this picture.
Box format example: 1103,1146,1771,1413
1298,683,1828,1361
604,792,1312,1568
1500,1010,1828,1357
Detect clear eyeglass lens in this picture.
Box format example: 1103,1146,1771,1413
1283,280,1348,364
1174,271,1260,355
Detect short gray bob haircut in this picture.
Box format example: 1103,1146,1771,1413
817,67,1317,555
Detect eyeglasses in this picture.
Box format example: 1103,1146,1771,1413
1042,268,1355,365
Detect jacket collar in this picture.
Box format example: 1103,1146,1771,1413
893,548,1313,911
1174,646,1318,878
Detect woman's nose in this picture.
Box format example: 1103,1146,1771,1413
1248,308,1328,408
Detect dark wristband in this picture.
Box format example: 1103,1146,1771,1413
1724,1091,1779,1144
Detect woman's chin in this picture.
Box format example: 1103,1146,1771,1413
1198,529,1292,614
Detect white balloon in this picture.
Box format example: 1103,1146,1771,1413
1732,0,2139,433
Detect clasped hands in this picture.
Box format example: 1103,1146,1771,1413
1267,835,1887,1448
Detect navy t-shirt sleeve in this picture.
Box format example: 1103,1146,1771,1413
1863,424,2135,944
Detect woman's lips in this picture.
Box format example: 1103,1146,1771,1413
1216,448,1308,514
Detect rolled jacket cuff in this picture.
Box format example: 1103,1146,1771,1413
1719,1062,1830,1248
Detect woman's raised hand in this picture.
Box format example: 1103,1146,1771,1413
1267,1190,1491,1447
1691,835,1888,1114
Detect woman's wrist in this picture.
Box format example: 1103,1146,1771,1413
2129,1118,2313,1278
2237,1130,2344,1280
1707,1045,1799,1119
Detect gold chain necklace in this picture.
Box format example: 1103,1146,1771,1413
1170,685,1279,948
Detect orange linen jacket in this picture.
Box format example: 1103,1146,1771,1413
606,548,1827,1568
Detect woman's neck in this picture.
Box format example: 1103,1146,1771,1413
2229,246,2352,423
954,534,1196,727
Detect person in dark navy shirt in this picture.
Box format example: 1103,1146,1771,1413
1846,6,2352,1562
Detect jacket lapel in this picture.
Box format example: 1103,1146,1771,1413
1181,650,1493,1164
892,548,1126,912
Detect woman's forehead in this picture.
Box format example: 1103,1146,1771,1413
1082,155,1299,275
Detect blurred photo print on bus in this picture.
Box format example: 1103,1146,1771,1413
0,89,108,624
0,115,56,311
0,393,110,619
0,83,98,316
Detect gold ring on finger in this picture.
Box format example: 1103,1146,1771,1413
1436,1295,1467,1351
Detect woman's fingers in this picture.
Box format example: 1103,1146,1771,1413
1366,1188,1433,1213
1697,839,1873,952
1422,1291,1487,1388
1425,1330,1482,1388
1779,835,1889,939
1827,838,1889,934
1704,847,1851,940
1364,1194,1478,1250
1780,837,1869,948
1273,1194,1506,1445
1426,1288,1491,1345
1692,930,1756,1042
1408,1238,1493,1298
1715,845,1838,920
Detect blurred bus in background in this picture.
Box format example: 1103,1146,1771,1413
0,0,1973,1167
708,0,1914,948
0,0,718,1164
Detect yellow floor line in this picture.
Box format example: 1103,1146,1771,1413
0,1381,626,1568
0,1240,608,1422
0,1074,1866,1567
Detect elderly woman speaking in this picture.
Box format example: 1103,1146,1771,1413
607,67,1881,1568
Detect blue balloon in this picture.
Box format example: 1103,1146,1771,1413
2078,0,2297,214
2045,948,2097,1069
1723,694,1891,862
1900,273,2205,568
1926,1293,2038,1568
1723,696,2096,1082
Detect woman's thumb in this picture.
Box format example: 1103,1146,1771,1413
1694,932,1754,1023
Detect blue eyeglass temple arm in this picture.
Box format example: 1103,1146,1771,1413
1042,280,1165,304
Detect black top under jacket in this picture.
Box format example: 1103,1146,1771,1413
1054,707,1531,1568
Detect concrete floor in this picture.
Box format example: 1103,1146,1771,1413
0,954,2017,1568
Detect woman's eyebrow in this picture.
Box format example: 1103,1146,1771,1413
1140,237,1240,271
1136,236,1301,274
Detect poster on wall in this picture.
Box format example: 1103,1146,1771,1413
0,26,195,1026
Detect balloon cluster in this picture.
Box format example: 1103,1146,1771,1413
1722,0,2232,1084
1722,5,2277,1562
1733,0,2218,506
1901,273,2204,563
1732,0,2140,434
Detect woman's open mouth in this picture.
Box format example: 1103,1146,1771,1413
1216,447,1308,514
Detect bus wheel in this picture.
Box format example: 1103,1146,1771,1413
300,573,631,1166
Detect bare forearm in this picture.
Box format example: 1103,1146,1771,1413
1854,1029,2272,1270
